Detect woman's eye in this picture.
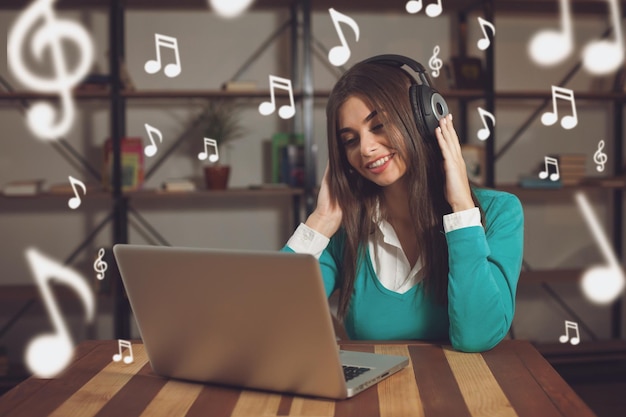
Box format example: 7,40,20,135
370,124,384,132
342,137,358,147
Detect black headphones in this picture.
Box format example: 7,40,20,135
360,54,449,141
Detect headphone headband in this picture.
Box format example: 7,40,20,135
360,54,431,86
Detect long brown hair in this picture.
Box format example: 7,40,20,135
326,60,482,319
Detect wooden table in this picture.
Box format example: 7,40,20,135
0,339,597,417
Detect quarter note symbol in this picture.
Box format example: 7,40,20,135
528,0,573,66
258,75,295,119
405,0,443,17
144,33,182,78
144,123,163,157
328,8,360,67
559,320,580,345
541,86,578,129
539,156,560,181
575,191,625,304
477,17,495,50
25,247,95,378
594,140,608,172
68,176,86,209
428,45,443,78
7,0,94,140
94,248,107,280
582,0,624,75
113,339,134,364
198,137,219,162
476,107,495,141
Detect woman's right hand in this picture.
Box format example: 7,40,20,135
305,164,343,238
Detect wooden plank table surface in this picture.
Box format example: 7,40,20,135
0,339,598,417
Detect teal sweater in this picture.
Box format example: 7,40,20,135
283,188,524,352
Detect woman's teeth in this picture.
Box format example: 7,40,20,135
368,155,391,168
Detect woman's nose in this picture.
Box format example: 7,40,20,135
360,132,378,156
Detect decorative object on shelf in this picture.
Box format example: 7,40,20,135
102,137,144,191
448,57,484,89
460,144,485,186
161,178,196,192
2,179,44,196
271,133,305,187
197,100,246,190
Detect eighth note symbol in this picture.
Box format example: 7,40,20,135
405,0,443,18
259,75,296,119
68,176,86,209
113,339,134,364
559,320,580,345
428,45,443,78
144,33,182,78
94,248,107,280
594,140,608,172
144,123,163,157
198,137,219,162
328,8,360,67
476,107,495,141
477,17,495,50
541,85,578,130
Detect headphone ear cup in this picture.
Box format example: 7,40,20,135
410,84,449,141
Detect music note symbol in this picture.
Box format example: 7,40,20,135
93,248,107,280
198,137,219,162
559,320,580,345
144,33,182,78
67,176,86,209
258,75,295,119
575,191,625,304
7,0,95,140
582,0,624,75
405,0,443,17
476,107,495,141
528,0,573,66
428,45,443,78
25,247,95,378
477,17,495,50
112,339,134,364
328,8,360,67
144,123,163,157
539,156,560,181
594,140,608,172
541,86,578,129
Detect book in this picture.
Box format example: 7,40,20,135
2,179,44,196
102,137,144,191
280,144,305,187
161,178,196,192
518,176,563,189
221,80,257,91
271,133,305,185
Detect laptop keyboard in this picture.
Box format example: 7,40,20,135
343,365,371,382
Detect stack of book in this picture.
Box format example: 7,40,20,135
2,179,44,196
556,154,586,185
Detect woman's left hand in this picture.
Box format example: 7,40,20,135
435,113,475,212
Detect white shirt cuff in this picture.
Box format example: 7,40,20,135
286,223,330,259
443,207,481,233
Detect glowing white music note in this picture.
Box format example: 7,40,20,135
594,140,608,172
112,339,134,364
428,45,443,78
528,0,573,66
582,0,624,75
575,191,625,304
93,248,107,280
144,123,163,157
144,33,182,78
258,75,295,119
7,0,94,140
198,137,219,162
209,0,254,18
539,156,560,181
541,86,578,130
25,247,95,378
477,17,495,50
405,0,443,17
328,8,360,67
559,320,580,345
476,107,495,141
67,176,86,209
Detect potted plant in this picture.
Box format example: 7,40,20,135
196,99,246,190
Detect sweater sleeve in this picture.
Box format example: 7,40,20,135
281,229,345,299
446,191,524,352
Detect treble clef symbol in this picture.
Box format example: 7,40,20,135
7,0,94,140
593,139,608,172
428,45,443,78
93,248,108,280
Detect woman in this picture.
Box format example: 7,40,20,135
283,55,524,352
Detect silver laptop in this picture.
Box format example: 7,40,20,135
113,244,408,399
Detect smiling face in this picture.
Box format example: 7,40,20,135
337,95,407,187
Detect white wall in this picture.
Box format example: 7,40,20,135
1,5,625,366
